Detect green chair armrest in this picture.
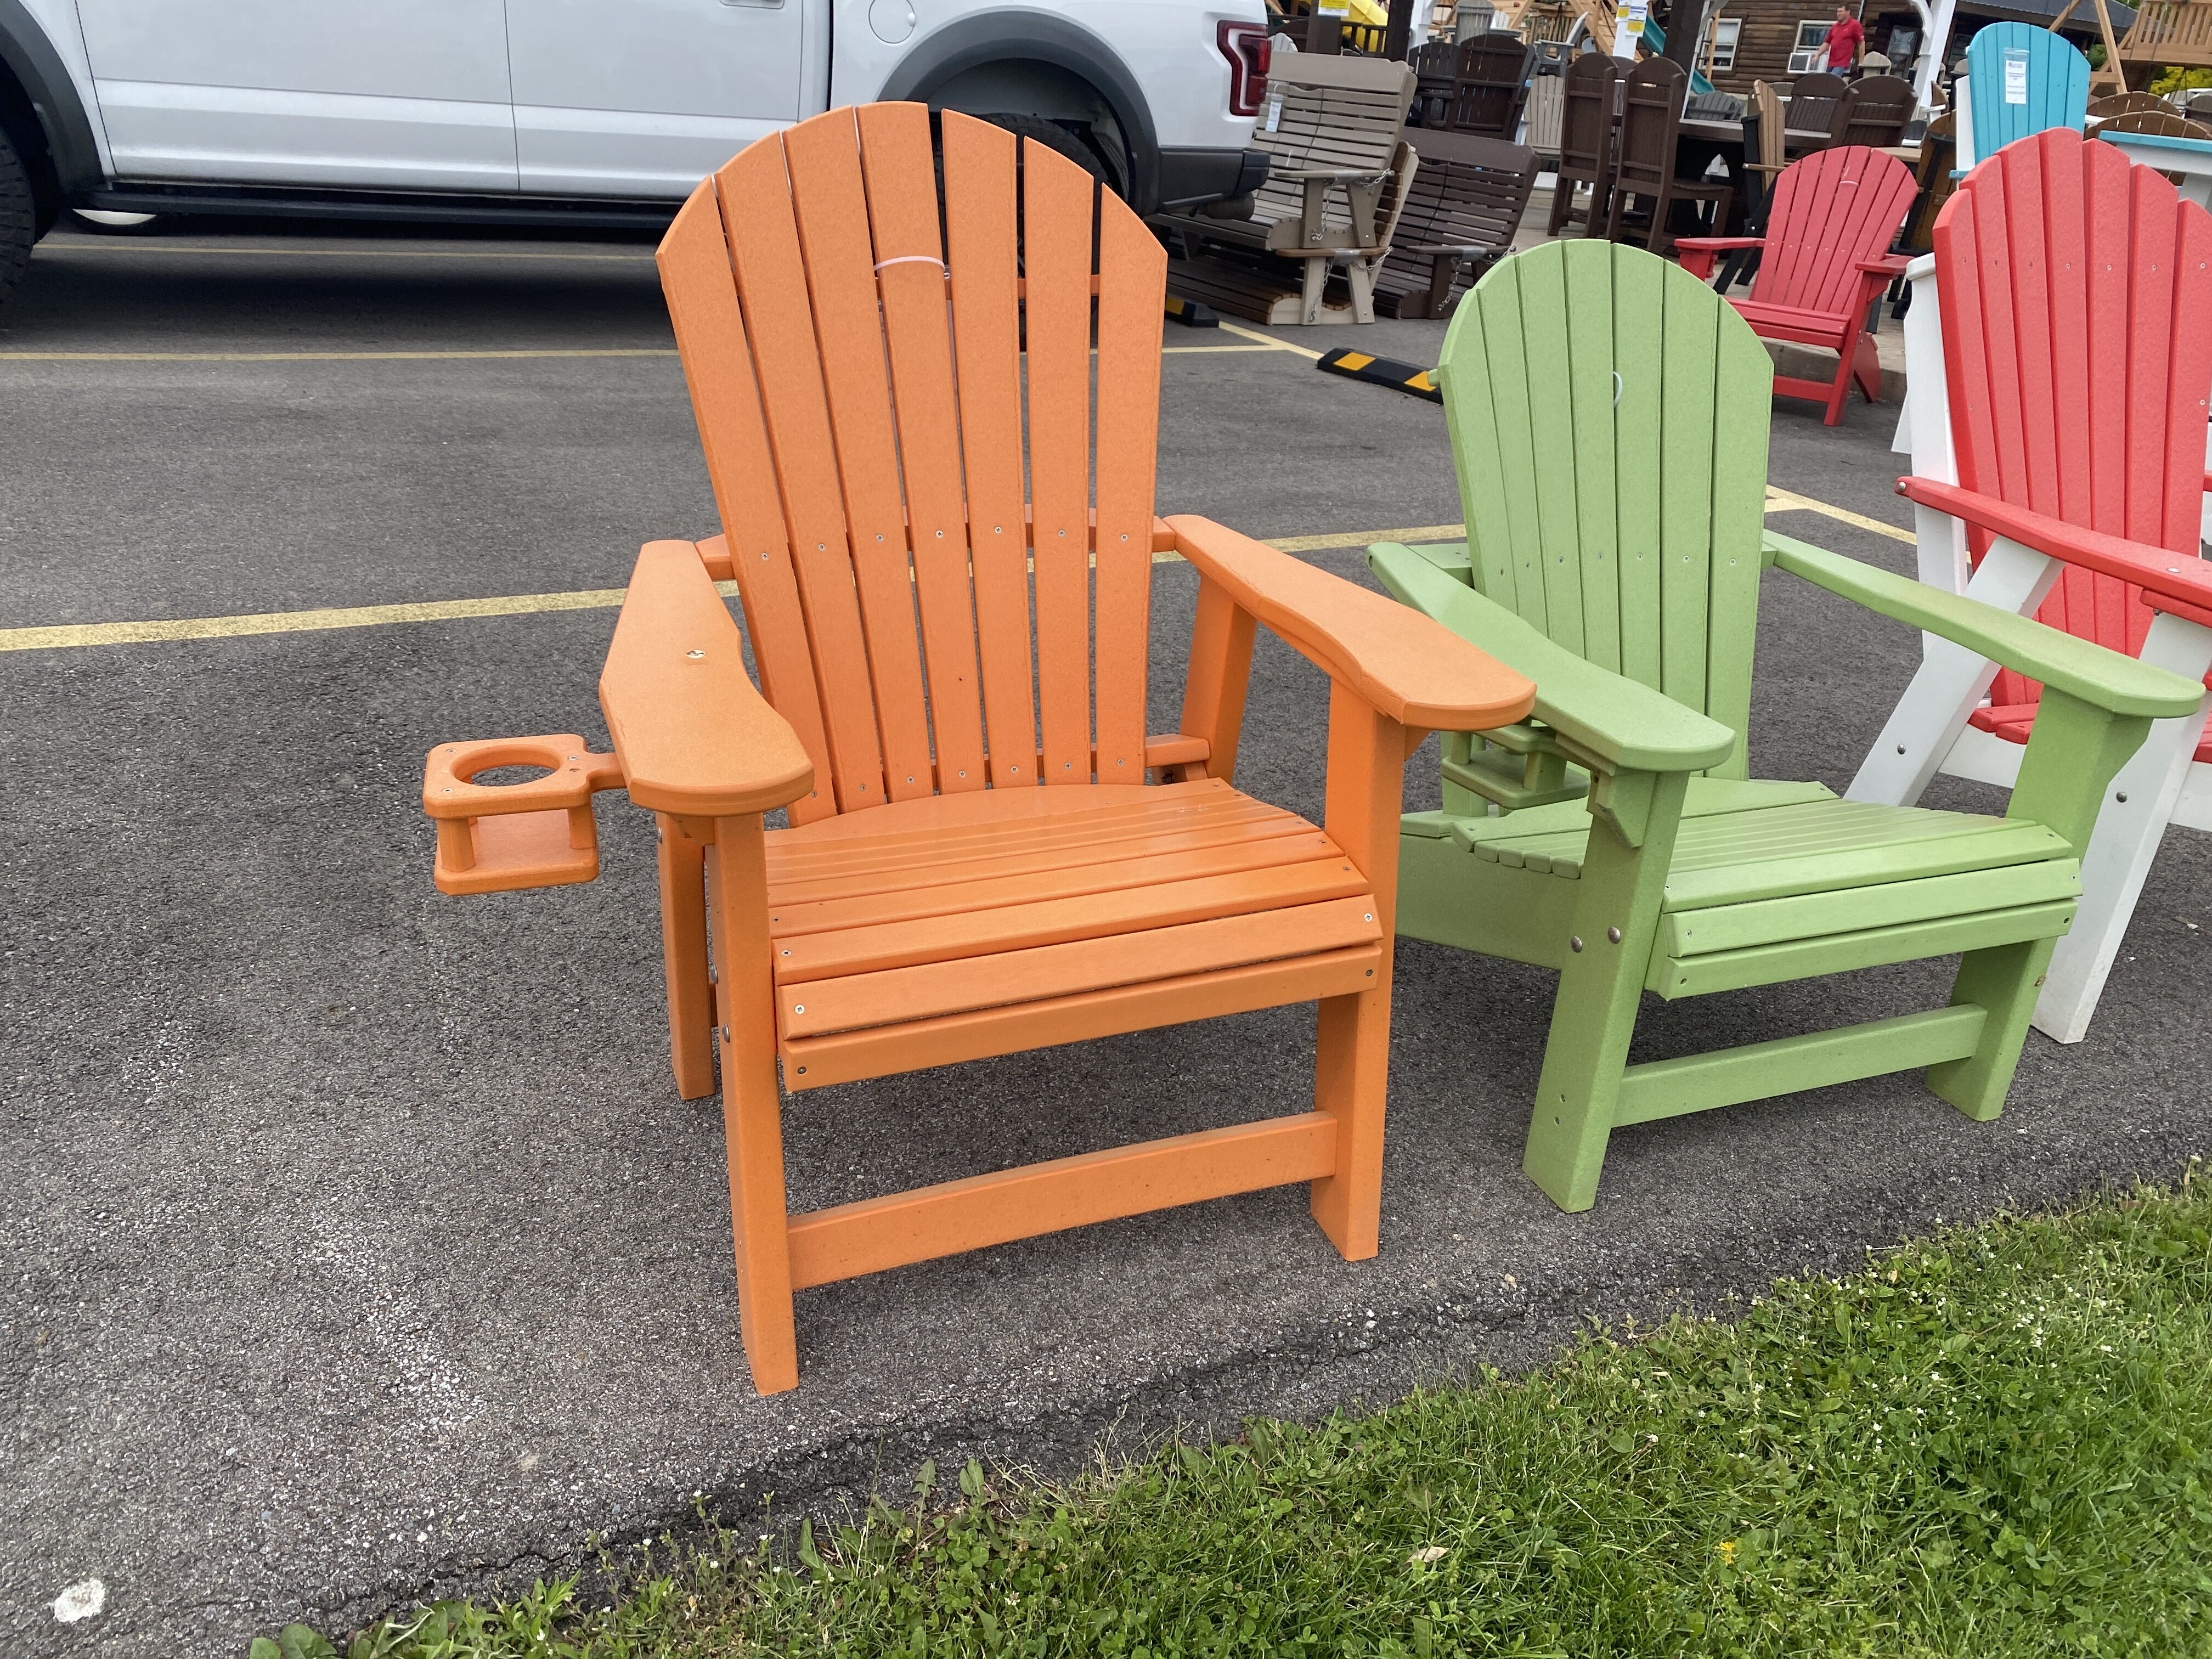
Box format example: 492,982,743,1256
1764,531,2207,721
1368,542,1738,773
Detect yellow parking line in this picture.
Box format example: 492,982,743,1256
1764,486,1915,545
0,493,1897,654
0,588,637,652
1216,320,1326,360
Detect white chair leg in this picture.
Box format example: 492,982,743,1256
1849,538,2061,807
2034,613,2212,1042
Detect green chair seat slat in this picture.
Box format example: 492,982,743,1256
1660,857,2083,956
1649,900,2080,998
1449,778,2071,909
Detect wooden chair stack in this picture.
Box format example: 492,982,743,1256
1830,75,1916,150
1374,131,1541,317
1604,56,1731,252
1447,31,1537,137
1158,54,1420,322
421,104,1533,1393
1544,51,1620,236
1784,71,1850,143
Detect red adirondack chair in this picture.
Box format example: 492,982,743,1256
1675,144,1916,425
1853,126,2212,1043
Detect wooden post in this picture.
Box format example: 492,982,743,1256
1386,0,1421,60
1662,0,1714,76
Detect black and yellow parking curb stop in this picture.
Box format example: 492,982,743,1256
1316,347,1442,403
1164,295,1220,328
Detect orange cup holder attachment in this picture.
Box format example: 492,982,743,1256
423,735,625,895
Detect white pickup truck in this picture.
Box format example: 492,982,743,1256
0,0,1272,298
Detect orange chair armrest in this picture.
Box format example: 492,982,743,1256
599,539,816,817
1165,514,1536,731
1898,477,2212,617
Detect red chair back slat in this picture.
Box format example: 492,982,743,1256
1748,144,1916,318
1934,127,2212,708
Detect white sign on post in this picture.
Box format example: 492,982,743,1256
1612,0,1649,58
2003,47,2029,105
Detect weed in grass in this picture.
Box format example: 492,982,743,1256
263,1172,2212,1657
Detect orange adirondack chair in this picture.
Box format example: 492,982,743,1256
420,104,1534,1395
1675,144,1916,424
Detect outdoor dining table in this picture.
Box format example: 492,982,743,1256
1674,116,1835,235
2091,127,2212,208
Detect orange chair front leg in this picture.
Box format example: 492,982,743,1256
707,814,799,1396
1308,685,1410,1261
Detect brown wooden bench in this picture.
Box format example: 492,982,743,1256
1374,130,1539,318
1156,54,1420,323
1165,140,1420,323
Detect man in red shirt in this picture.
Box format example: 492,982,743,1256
1825,3,1865,71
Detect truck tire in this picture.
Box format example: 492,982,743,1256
0,122,34,304
983,112,1113,195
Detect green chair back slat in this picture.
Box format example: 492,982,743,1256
1437,239,1771,776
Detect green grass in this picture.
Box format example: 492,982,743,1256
264,1172,2212,1659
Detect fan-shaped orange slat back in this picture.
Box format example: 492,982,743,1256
1935,128,2212,707
656,106,1169,821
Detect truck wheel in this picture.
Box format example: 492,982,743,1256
983,113,1114,195
0,124,34,304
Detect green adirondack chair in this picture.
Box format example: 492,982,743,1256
1368,240,2204,1212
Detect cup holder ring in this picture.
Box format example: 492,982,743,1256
422,734,625,895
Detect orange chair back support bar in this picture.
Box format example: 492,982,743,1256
657,105,1165,825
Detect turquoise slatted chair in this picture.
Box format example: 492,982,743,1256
1957,22,2088,172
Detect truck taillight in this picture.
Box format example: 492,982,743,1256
1216,21,1271,119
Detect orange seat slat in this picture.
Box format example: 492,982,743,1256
764,779,1280,881
769,812,1325,913
777,857,1369,983
779,895,1383,1037
780,944,1383,1090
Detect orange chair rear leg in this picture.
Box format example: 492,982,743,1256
658,814,717,1101
1307,686,1410,1261
709,813,799,1395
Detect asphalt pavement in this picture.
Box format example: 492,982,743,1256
2,221,2205,1658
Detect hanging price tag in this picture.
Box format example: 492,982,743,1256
2003,48,2029,105
1264,95,1283,133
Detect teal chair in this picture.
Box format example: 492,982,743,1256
1956,22,2087,172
